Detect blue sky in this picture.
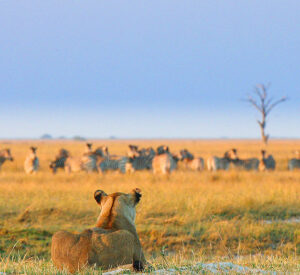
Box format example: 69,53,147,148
0,1,299,138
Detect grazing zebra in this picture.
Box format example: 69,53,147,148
99,156,123,173
49,149,70,173
259,150,276,171
92,146,125,173
288,151,300,170
24,147,39,174
179,149,205,171
207,156,230,171
152,153,171,174
63,145,108,173
84,143,93,154
96,146,109,157
227,148,259,171
152,148,179,174
128,144,140,158
124,147,156,173
0,148,13,171
156,145,169,155
207,150,232,171
81,146,110,172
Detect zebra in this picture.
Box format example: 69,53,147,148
84,143,93,154
52,145,107,173
127,144,140,158
81,146,110,172
99,157,122,172
152,153,178,174
259,150,276,171
288,150,300,170
179,149,205,171
207,150,232,171
123,147,156,173
0,148,13,171
49,149,70,173
93,146,126,173
207,156,230,171
227,148,259,171
152,147,179,174
24,146,39,174
156,145,169,155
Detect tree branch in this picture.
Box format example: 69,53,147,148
247,96,263,112
266,97,287,115
254,87,264,101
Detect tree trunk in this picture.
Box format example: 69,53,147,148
261,128,268,145
258,117,268,145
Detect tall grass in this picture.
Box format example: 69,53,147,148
0,139,299,273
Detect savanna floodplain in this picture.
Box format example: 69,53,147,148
0,139,299,274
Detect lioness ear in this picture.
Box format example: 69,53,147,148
94,190,107,204
132,188,142,204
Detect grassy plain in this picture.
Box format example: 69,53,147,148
0,139,299,274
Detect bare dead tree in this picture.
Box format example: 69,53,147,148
246,84,287,145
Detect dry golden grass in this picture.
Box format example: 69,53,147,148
0,139,299,273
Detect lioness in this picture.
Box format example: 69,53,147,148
51,189,146,274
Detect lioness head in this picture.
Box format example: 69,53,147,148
94,188,142,229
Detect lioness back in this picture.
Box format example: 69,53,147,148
51,188,146,274
51,229,135,273
89,229,135,268
51,230,91,274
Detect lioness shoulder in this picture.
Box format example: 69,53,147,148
51,188,146,274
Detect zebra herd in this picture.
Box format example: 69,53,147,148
0,145,300,174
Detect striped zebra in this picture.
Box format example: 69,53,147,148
179,149,205,171
127,144,140,158
259,150,276,171
207,150,233,171
99,157,122,172
84,143,93,154
123,147,156,173
93,146,126,173
152,146,179,174
24,146,39,174
227,148,259,171
51,145,107,173
288,151,300,170
64,153,101,173
152,152,178,174
49,149,70,173
207,155,231,171
0,148,13,171
156,145,169,155
82,146,109,172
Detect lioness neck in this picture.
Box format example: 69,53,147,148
96,214,137,233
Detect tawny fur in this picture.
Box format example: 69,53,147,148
51,189,146,274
